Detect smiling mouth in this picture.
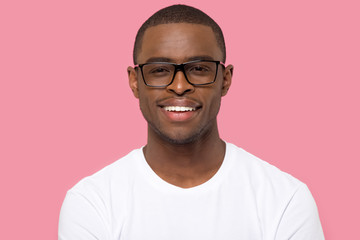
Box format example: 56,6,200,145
163,106,196,112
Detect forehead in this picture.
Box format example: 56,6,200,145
138,23,222,63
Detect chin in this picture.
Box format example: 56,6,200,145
161,133,200,145
162,126,215,145
147,117,217,146
152,124,204,145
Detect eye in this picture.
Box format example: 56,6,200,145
189,65,209,72
150,67,170,74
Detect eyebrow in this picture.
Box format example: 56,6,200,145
144,57,173,63
143,55,215,64
187,55,215,62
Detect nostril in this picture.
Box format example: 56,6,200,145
168,87,193,96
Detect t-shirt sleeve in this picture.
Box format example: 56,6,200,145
58,191,111,240
275,184,325,240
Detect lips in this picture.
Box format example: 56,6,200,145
158,98,201,109
157,98,202,121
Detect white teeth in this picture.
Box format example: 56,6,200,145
163,106,196,112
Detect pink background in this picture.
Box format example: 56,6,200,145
1,0,359,239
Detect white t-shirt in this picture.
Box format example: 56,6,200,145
59,142,324,240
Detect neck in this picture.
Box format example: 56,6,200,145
143,123,225,188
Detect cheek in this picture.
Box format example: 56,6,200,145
210,96,222,116
138,89,158,120
203,90,223,117
138,94,151,115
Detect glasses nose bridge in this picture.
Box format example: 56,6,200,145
173,63,186,76
172,63,191,83
166,63,195,94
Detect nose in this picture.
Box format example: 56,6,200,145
166,70,195,95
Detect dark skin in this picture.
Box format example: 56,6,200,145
128,23,233,188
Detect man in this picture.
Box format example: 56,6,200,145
59,5,324,239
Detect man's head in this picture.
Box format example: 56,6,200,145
128,5,233,145
133,4,226,65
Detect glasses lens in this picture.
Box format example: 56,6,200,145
142,63,174,86
185,61,217,85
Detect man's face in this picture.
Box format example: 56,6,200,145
128,23,232,144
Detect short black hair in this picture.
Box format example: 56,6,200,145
133,4,226,65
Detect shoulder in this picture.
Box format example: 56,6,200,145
59,148,143,239
67,147,143,198
225,143,324,239
225,142,303,200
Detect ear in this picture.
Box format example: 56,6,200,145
128,66,139,99
221,64,233,96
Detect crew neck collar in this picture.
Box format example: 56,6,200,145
136,142,233,194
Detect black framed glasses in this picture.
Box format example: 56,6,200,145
135,60,225,87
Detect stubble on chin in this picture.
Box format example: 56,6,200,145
147,118,216,146
149,122,200,145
